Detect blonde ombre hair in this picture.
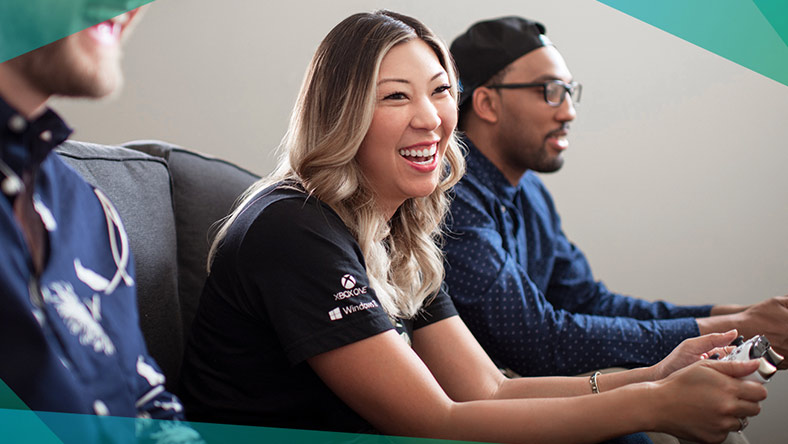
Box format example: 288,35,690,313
209,10,464,318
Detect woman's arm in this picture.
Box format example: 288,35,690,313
309,328,647,443
308,320,764,444
414,317,743,400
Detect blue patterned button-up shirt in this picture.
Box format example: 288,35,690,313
443,137,711,376
0,96,192,443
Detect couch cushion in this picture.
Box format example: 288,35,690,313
55,140,183,391
123,141,259,342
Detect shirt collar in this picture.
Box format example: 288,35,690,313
0,94,72,176
462,134,521,202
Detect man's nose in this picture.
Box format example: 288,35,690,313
556,95,577,122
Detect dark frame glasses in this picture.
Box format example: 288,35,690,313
486,80,582,107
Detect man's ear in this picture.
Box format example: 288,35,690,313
471,87,500,124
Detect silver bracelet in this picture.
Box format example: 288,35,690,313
589,371,601,394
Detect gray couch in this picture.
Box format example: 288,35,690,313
54,141,754,444
55,140,259,393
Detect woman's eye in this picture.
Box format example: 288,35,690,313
383,92,407,100
433,85,451,95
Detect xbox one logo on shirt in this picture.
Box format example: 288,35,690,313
333,274,367,301
341,274,356,289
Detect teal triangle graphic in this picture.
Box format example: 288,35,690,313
753,0,788,47
0,0,155,63
5,378,482,444
0,377,29,411
0,408,489,444
1,380,62,443
597,0,788,87
0,409,63,444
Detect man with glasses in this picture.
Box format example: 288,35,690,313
445,16,788,378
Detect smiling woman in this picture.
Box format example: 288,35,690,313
177,10,766,444
356,38,456,218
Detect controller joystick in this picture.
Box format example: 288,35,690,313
721,335,783,384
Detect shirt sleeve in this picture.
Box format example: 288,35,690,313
133,354,186,421
412,283,458,330
235,195,394,365
444,183,701,376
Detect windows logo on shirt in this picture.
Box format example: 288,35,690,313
328,307,343,321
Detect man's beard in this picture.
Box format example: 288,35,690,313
18,34,123,100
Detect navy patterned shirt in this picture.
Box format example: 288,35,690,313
443,137,712,376
0,96,196,443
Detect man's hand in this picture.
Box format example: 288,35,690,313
738,296,788,368
699,295,788,369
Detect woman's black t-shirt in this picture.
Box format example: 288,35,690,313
179,184,457,433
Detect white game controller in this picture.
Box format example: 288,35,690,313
720,335,784,384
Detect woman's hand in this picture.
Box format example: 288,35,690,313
650,359,766,443
651,330,739,381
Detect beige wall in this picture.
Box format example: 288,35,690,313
53,0,788,441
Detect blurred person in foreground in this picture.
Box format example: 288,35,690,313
0,5,199,443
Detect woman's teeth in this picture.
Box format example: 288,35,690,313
398,144,437,163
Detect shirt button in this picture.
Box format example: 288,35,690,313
93,400,110,416
58,357,71,370
8,114,26,133
39,130,52,142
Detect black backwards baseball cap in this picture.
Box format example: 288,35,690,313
451,16,552,109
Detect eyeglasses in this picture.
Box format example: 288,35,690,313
486,80,582,107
